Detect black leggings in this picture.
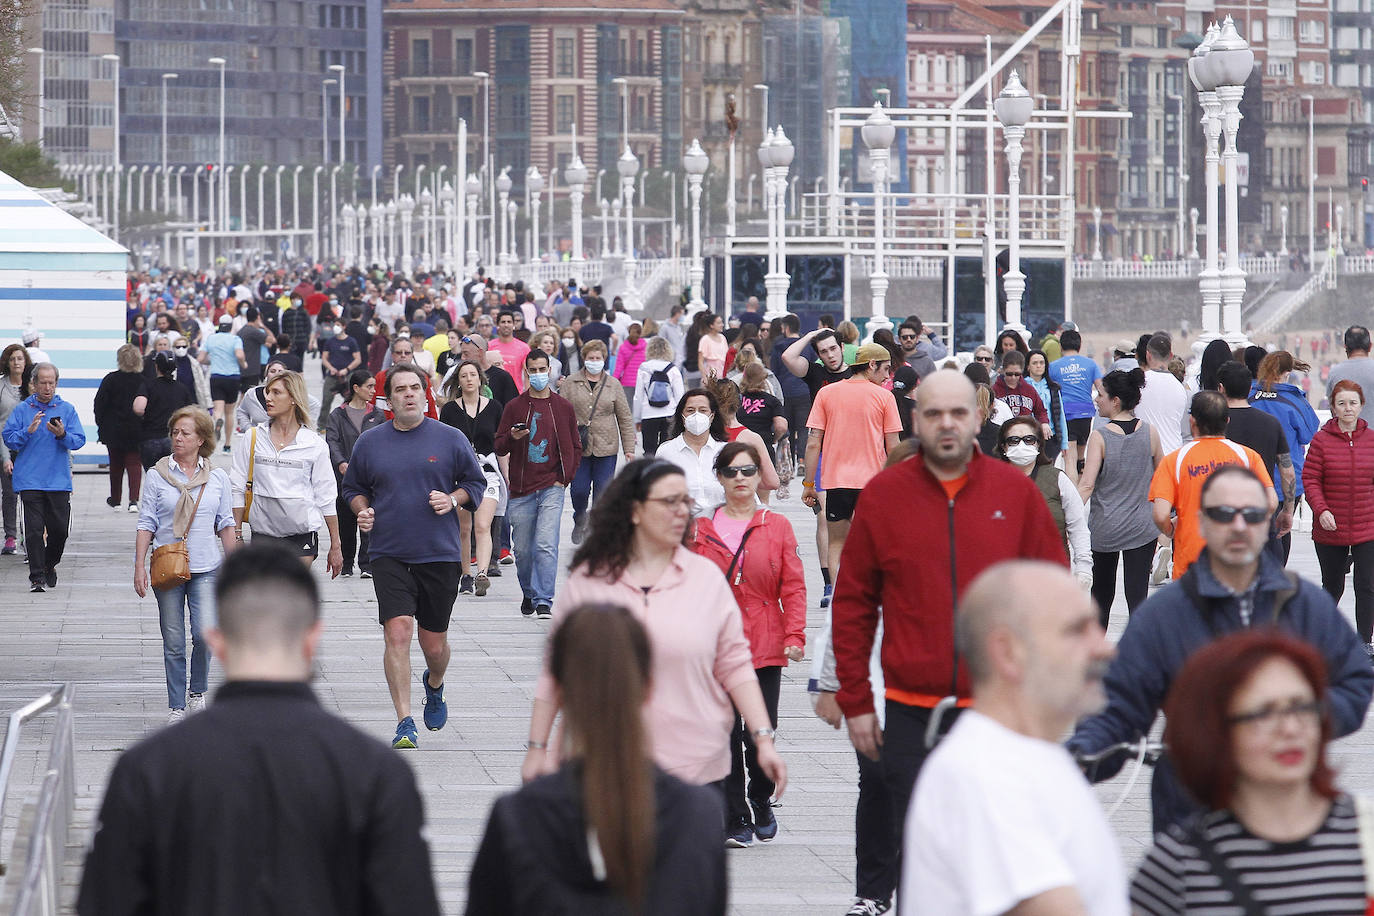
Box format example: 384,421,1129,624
1091,540,1156,628
1314,540,1374,643
725,665,781,823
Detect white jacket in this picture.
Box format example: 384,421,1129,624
229,423,336,537
633,358,685,422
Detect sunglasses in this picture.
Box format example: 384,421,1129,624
899,333,918,340
974,356,994,363
720,464,760,479
1001,435,1039,447
1201,505,1269,525
1002,371,1022,378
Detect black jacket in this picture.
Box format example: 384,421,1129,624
93,370,145,451
466,765,725,915
324,403,386,485
77,681,439,916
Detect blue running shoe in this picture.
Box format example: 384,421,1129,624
422,669,447,731
392,716,419,749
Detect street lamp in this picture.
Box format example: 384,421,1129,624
496,167,513,268
465,173,481,270
473,70,492,265
1204,15,1254,343
760,127,793,319
1280,203,1290,257
1303,93,1316,272
101,53,122,241
1167,93,1188,259
564,134,588,263
329,63,346,173
160,73,178,209
599,197,610,258
506,200,519,264
526,167,544,263
208,56,227,234
1188,24,1223,343
398,194,415,274
683,139,709,315
1092,205,1103,261
994,69,1034,342
862,101,896,337
27,48,43,148
321,78,336,165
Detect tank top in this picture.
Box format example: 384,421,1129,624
1089,419,1158,552
726,425,746,443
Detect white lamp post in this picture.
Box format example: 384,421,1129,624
102,53,122,241
465,173,481,270
330,164,341,259
1304,94,1315,272
683,138,709,315
611,196,623,258
1092,205,1103,261
291,165,303,257
209,56,226,232
329,63,346,192
1280,203,1289,257
994,70,1034,343
599,198,610,258
765,127,793,320
506,200,518,264
1337,205,1346,256
340,203,355,269
384,200,397,268
496,167,512,268
1205,15,1254,344
526,167,544,263
27,48,43,148
160,73,177,207
618,145,640,308
758,128,775,300
1189,206,1200,260
419,187,433,270
442,185,456,274
1189,24,1223,343
321,77,335,165
399,194,415,274
564,141,588,263
311,165,323,260
862,101,896,337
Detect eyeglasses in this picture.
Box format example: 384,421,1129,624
974,356,994,363
1001,435,1039,447
1227,699,1323,731
1002,371,1023,379
643,494,694,510
720,464,760,479
899,333,918,341
1201,505,1270,525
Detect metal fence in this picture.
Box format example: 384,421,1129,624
0,685,75,916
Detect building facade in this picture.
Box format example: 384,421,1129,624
21,0,119,166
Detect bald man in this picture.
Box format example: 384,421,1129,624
831,371,1068,897
901,562,1123,916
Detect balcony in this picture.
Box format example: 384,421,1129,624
704,63,741,82
396,115,456,136
400,60,477,79
612,60,660,78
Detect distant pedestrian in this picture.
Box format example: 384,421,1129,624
94,345,146,511
324,368,385,578
0,344,29,554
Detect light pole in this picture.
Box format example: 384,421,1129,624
160,73,177,208
274,164,285,238
1206,16,1254,343
26,48,43,148
994,71,1033,341
102,53,122,241
321,78,335,165
758,129,776,312
1092,205,1103,261
465,173,481,270
611,196,622,257
862,102,896,337
371,164,382,209
496,167,512,268
1188,24,1223,342
564,144,587,263
764,127,793,319
1189,207,1200,260
399,194,415,274
330,164,341,259
329,63,346,189
1337,204,1346,255
441,183,455,274
526,167,543,263
1304,93,1316,271
506,200,519,264
599,197,610,257
1168,93,1187,258
619,146,639,267
209,56,226,232
474,70,492,267
291,165,303,258
683,138,709,314
419,187,433,269
1280,203,1289,257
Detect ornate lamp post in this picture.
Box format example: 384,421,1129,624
496,167,513,268
758,128,776,308
340,203,355,269
564,149,588,263
599,198,610,257
861,102,896,337
441,183,456,275
618,146,640,308
1205,15,1254,343
763,127,794,319
526,167,544,263
1189,23,1224,343
465,174,481,271
683,138,709,314
506,200,519,264
611,196,623,257
1189,206,1200,260
1280,204,1290,257
398,194,415,274
419,187,434,271
1092,205,1103,261
994,70,1034,343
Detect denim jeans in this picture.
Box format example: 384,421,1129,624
506,485,566,607
570,454,618,523
155,568,216,709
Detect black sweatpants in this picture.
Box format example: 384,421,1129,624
1090,540,1156,628
21,490,71,582
1315,540,1374,643
781,392,811,468
726,665,781,823
882,700,962,895
855,748,899,901
335,495,371,573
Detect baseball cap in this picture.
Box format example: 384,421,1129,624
1060,320,1078,332
218,315,233,327
21,328,40,344
1113,339,1136,356
851,342,892,365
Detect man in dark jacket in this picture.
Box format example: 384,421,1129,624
1068,464,1373,833
77,546,440,916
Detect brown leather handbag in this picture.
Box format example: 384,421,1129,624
150,482,207,591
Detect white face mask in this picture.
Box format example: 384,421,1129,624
1005,443,1040,466
562,337,575,347
684,413,712,436
584,359,605,375
174,346,189,357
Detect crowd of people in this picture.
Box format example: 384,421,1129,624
6,261,1371,914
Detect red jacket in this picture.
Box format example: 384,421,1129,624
1303,417,1374,546
832,450,1067,718
692,508,807,668
494,391,582,496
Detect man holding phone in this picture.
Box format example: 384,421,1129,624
2,362,87,592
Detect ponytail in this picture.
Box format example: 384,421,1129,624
549,604,655,907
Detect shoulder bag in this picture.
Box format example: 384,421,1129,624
578,378,607,452
150,481,208,591
242,427,258,523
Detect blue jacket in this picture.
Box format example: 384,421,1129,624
1067,548,1372,833
1249,380,1320,496
1,393,87,491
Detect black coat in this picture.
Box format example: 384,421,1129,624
93,370,145,451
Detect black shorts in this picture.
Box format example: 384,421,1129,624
1066,418,1093,446
250,530,319,558
825,487,862,522
210,374,240,403
239,372,262,394
370,557,460,633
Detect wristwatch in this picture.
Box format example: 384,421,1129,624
449,494,458,510
752,727,777,741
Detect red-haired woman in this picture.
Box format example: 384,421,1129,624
1131,631,1365,915
1303,378,1374,652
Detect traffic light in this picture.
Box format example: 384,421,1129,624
1363,177,1369,193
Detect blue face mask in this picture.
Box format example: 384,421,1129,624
528,372,551,391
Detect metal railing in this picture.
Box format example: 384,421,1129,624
1254,258,1335,335
0,685,75,916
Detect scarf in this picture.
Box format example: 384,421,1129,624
154,456,212,539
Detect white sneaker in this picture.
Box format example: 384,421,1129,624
167,708,186,725
1150,545,1173,586
188,693,206,713
128,502,139,513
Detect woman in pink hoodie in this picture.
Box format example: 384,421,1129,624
522,458,787,801
612,322,648,405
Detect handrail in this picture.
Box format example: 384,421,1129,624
0,685,70,878
10,697,74,916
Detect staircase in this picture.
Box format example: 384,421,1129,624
1252,259,1337,336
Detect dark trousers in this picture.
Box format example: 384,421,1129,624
883,700,961,895
570,454,618,523
725,666,781,823
335,495,371,573
1090,540,1156,628
107,447,142,503
21,490,71,581
1315,540,1374,642
139,437,172,470
855,749,899,901
1,464,16,539
641,416,672,456
781,392,811,466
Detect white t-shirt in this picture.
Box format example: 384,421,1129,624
1134,368,1189,453
901,710,1128,916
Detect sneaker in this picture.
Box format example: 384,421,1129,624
521,596,535,618
750,798,778,841
499,549,515,565
2,537,16,555
820,584,833,609
45,568,57,588
29,581,44,593
845,899,892,916
725,815,754,848
458,574,474,595
360,569,372,579
128,503,139,513
474,572,490,597
421,669,448,731
1151,545,1172,586
392,716,419,749
167,708,186,725
187,693,206,713
487,563,502,578
106,496,120,508
222,444,231,454
340,568,354,578
571,517,587,545
535,603,553,619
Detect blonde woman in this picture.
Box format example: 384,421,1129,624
230,370,342,574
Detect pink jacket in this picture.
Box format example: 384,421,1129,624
612,337,648,388
535,547,757,785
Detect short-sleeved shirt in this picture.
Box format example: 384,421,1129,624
805,377,902,490
1049,354,1103,420
1136,369,1190,453
905,710,1128,916
138,377,194,440
237,325,268,376
205,331,243,376
803,361,853,399
737,390,783,446
1147,436,1273,579
320,335,361,376
489,337,531,392
1225,406,1290,499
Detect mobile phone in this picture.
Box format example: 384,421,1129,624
511,422,528,432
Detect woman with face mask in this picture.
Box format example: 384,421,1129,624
564,340,635,545
996,417,1092,589
558,326,582,378
657,389,729,517
169,336,211,410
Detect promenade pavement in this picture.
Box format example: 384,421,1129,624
2,394,1372,912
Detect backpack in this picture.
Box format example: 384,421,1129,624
647,366,672,408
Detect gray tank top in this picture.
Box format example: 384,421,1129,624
1088,419,1159,552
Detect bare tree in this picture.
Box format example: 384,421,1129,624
0,0,41,136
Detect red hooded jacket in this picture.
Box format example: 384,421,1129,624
1303,417,1374,546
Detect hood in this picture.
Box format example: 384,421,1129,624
1320,416,1368,438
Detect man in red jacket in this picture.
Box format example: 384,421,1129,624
831,370,1067,892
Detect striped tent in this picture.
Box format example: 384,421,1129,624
0,170,128,465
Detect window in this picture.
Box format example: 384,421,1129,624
1266,59,1294,80
1318,145,1336,175
1120,25,1132,46
1304,60,1326,83
1299,19,1325,42
454,95,473,124
412,38,430,74
454,38,473,75
555,94,575,132
555,37,575,77
412,95,430,132
1251,19,1264,42
1272,17,1294,39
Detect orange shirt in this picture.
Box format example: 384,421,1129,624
939,473,969,501
1147,436,1273,579
805,377,903,490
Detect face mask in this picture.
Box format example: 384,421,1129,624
1005,443,1040,466
319,325,334,337
528,372,551,391
398,331,411,339
584,359,605,374
562,337,575,347
684,413,712,436
174,346,189,357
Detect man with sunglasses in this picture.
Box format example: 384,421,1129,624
897,320,937,378
1069,464,1372,833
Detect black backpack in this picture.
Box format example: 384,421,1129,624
647,366,672,408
